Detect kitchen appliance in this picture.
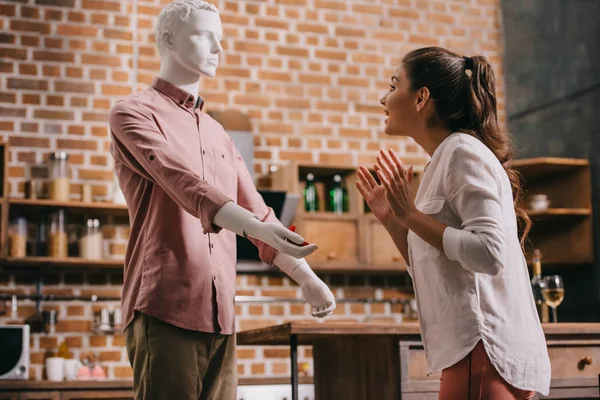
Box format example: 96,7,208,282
0,324,30,379
237,384,314,400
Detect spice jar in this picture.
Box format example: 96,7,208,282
80,219,102,259
48,209,67,258
48,152,70,202
8,217,27,257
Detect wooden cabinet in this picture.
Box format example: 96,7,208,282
361,215,407,271
509,157,593,265
269,161,420,273
0,393,19,400
19,393,60,400
296,213,360,269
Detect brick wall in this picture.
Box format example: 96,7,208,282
0,0,506,380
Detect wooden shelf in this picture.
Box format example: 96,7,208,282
525,208,591,219
509,157,588,181
1,256,124,268
9,198,128,213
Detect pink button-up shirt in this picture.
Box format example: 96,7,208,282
109,77,279,335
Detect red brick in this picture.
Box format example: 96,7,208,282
57,24,98,37
315,0,347,10
68,11,85,22
0,107,26,118
36,0,75,7
23,94,40,105
104,28,132,40
0,33,14,44
79,169,112,180
83,112,108,122
0,121,14,131
91,13,109,24
45,9,64,20
102,84,131,96
94,98,111,109
0,4,16,16
43,65,60,77
114,366,133,378
82,54,120,66
57,138,97,150
0,47,27,60
69,39,86,50
67,305,85,316
89,335,107,347
90,69,107,80
276,46,309,57
66,67,83,78
70,97,88,107
82,0,121,11
315,50,346,61
10,20,50,34
116,44,133,54
65,336,82,348
0,93,15,103
67,125,85,135
20,123,39,133
0,61,13,73
34,51,74,62
99,351,121,362
55,81,95,94
34,110,74,120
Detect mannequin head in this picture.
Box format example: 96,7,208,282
156,0,223,78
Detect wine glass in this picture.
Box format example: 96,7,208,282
542,275,564,323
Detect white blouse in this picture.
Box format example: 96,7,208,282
407,132,551,395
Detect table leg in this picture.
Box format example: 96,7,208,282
290,334,298,400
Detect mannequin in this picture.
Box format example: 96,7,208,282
108,1,335,399
155,1,335,317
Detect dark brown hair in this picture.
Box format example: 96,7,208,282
402,47,531,246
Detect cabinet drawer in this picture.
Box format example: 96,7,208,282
548,345,600,379
20,393,60,400
296,214,360,268
362,216,406,270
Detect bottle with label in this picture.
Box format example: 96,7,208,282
530,249,549,323
303,173,318,212
328,174,348,214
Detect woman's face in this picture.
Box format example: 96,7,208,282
380,66,423,137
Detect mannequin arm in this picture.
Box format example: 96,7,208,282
213,202,318,259
273,253,336,318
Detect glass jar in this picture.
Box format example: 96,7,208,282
8,217,27,257
48,152,70,201
80,218,102,259
48,209,67,258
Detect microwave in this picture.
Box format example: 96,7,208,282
0,325,30,379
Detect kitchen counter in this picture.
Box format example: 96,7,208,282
0,377,313,399
238,322,600,400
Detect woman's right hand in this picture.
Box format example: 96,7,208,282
356,166,393,223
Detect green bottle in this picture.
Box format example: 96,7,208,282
304,173,318,212
329,174,347,214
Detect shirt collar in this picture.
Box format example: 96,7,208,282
151,77,204,111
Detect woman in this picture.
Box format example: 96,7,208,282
356,47,551,399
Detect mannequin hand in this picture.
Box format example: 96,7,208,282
273,253,336,318
244,218,318,259
300,277,336,318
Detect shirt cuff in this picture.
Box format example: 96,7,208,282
197,188,233,234
442,226,462,262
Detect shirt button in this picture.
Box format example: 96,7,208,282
213,275,216,281
210,244,214,249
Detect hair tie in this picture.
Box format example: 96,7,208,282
464,56,473,71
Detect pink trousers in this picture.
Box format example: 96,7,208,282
438,341,536,400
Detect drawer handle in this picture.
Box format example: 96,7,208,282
578,356,592,370
577,356,592,371
326,252,337,260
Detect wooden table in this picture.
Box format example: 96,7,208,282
237,322,600,400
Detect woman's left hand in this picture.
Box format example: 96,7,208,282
375,149,417,223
